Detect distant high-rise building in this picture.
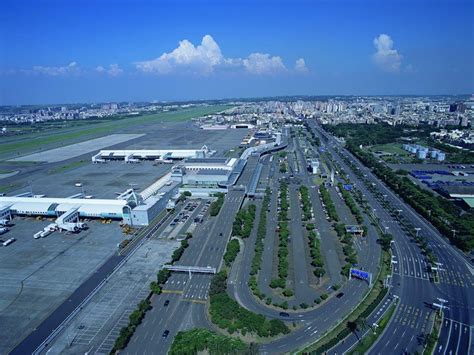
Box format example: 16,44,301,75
460,116,469,127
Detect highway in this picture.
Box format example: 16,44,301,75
123,155,266,354
309,121,473,354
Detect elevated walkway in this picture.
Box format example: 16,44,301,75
163,265,216,277
139,172,172,200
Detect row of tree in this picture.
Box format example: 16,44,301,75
209,192,225,216
223,239,240,267
249,188,271,300
348,143,474,251
303,121,321,147
112,232,193,351
111,299,152,352
337,183,364,225
319,185,339,222
232,204,257,238
270,182,290,290
299,185,312,221
325,123,473,251
171,236,191,263
334,223,358,277
306,224,326,279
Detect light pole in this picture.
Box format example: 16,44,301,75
384,226,390,235
415,227,421,237
451,229,457,239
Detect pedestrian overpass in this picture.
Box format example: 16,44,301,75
163,265,217,278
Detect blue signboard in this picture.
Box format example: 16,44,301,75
319,147,326,152
351,269,369,280
343,184,353,191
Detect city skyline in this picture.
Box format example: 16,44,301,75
1,0,473,104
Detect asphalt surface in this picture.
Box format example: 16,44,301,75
42,122,473,355
10,207,179,355
226,130,383,353
310,121,473,354
122,155,263,354
10,254,124,355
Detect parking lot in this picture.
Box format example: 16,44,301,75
0,218,122,354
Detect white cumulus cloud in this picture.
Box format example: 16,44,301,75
294,58,309,73
96,64,123,77
373,34,402,72
243,53,286,74
135,34,301,76
29,62,80,76
135,35,224,75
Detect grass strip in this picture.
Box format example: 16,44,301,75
347,303,396,355
299,249,391,354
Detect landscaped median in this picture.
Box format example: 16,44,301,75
298,247,392,354
202,197,291,346
269,182,291,299
209,271,290,337
423,311,442,355
169,328,251,354
209,192,225,216
249,188,270,299
346,301,397,355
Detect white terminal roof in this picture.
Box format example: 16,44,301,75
183,158,237,171
96,148,212,159
0,196,127,215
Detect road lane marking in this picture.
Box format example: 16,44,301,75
181,298,206,304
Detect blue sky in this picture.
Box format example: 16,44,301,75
1,0,473,105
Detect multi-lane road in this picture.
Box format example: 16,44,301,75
226,133,384,354
124,155,265,354
310,121,473,354
20,123,472,355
